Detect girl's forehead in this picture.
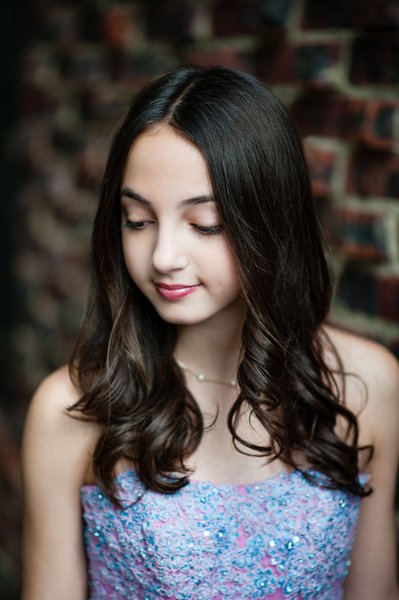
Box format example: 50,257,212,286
126,125,203,166
122,126,213,202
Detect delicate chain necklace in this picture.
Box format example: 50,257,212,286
176,359,238,388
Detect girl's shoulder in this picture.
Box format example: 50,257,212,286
25,364,91,432
322,323,399,397
22,365,101,490
22,367,98,597
30,365,81,413
321,326,399,597
321,323,399,449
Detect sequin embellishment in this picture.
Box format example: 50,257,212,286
80,470,366,599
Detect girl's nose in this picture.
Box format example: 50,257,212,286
151,228,188,273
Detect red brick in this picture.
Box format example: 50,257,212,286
353,0,399,28
303,0,399,29
103,7,134,49
331,207,388,261
255,41,341,85
336,265,378,315
303,0,352,28
378,275,399,321
213,0,260,36
346,99,399,151
337,267,399,322
303,142,341,198
292,94,399,150
291,90,347,138
213,0,293,36
350,35,399,85
347,148,399,198
144,0,199,42
184,47,252,71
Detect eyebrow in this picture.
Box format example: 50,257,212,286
120,187,215,209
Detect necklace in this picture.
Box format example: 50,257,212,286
176,359,238,388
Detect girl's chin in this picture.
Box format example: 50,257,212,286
157,313,208,326
151,304,212,326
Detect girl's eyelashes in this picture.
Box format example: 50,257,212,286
122,220,223,236
193,224,223,236
122,220,151,230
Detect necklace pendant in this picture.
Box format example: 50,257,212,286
197,373,205,382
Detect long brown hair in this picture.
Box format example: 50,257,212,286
69,66,371,504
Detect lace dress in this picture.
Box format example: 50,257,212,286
80,469,365,599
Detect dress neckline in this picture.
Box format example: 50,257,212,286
187,467,300,489
81,466,309,493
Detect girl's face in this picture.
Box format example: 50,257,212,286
120,125,243,327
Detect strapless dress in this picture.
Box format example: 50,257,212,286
80,469,366,599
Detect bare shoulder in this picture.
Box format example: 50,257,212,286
323,322,397,376
22,365,100,488
21,368,100,599
322,323,399,399
322,326,399,597
26,365,80,421
322,323,399,447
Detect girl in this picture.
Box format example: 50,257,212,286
22,66,399,599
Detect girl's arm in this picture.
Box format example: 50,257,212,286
344,343,399,600
21,367,98,600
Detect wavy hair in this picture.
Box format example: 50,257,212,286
69,66,371,504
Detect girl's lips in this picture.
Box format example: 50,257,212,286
155,283,201,301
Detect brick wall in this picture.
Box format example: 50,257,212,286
12,0,399,397
2,0,399,596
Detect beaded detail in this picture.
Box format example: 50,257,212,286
81,470,366,599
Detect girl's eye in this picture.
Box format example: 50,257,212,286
122,220,150,230
193,224,223,236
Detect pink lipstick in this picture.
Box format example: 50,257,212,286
155,283,201,301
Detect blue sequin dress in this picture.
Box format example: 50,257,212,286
80,469,365,599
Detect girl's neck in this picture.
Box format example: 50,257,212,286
175,307,245,380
